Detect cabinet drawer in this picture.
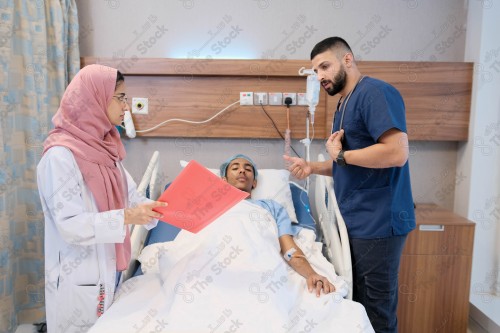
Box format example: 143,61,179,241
403,225,474,255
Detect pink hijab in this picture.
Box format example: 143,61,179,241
43,64,130,271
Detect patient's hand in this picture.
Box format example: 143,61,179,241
307,273,335,297
124,201,167,225
283,155,312,180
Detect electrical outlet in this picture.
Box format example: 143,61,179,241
240,92,254,105
283,93,297,106
297,92,308,106
253,92,268,105
132,97,149,115
268,92,283,106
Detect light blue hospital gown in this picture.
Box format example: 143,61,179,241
248,199,301,237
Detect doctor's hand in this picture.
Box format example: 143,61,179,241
326,129,344,160
306,273,335,297
124,201,167,225
283,155,312,180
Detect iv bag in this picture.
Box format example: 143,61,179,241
306,74,320,107
306,74,320,124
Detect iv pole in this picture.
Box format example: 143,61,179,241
298,67,319,192
301,113,311,192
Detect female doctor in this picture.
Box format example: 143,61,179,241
37,64,166,333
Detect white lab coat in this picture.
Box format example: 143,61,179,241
37,146,157,333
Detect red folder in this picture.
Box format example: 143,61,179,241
153,160,249,233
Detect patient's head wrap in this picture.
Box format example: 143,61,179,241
220,154,258,178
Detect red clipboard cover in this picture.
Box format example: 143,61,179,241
153,160,249,233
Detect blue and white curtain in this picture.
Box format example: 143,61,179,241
0,0,79,331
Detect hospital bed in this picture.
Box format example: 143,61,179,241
89,153,368,333
125,153,352,295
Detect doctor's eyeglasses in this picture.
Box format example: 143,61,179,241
113,95,128,104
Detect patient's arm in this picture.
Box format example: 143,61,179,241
279,235,335,297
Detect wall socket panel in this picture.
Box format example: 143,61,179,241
253,92,268,105
240,92,254,105
268,92,283,106
297,93,308,106
239,92,305,106
283,93,297,105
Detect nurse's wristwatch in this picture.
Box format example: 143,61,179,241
336,150,347,166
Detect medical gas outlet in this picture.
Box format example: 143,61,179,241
132,97,149,115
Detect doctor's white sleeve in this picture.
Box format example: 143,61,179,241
38,147,127,246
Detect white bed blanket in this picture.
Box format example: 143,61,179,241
90,200,374,333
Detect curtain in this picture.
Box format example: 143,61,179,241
0,0,79,331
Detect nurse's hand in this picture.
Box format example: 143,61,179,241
326,129,344,159
124,201,167,225
306,273,335,297
283,155,312,180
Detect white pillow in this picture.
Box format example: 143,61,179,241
179,160,298,223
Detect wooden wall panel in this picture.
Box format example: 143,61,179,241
81,57,314,76
326,61,473,141
81,57,472,141
121,75,327,139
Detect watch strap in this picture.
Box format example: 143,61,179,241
336,150,347,166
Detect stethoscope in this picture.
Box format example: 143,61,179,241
331,75,365,135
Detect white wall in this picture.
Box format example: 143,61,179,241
78,0,467,62
76,0,468,211
455,0,500,329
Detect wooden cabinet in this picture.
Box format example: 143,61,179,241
397,204,475,333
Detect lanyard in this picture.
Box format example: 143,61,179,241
332,75,365,134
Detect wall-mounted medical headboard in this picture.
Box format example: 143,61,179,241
81,57,473,141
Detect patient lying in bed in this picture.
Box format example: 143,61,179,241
89,155,374,333
219,154,335,297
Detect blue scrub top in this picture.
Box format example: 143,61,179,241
332,77,415,239
248,199,301,237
